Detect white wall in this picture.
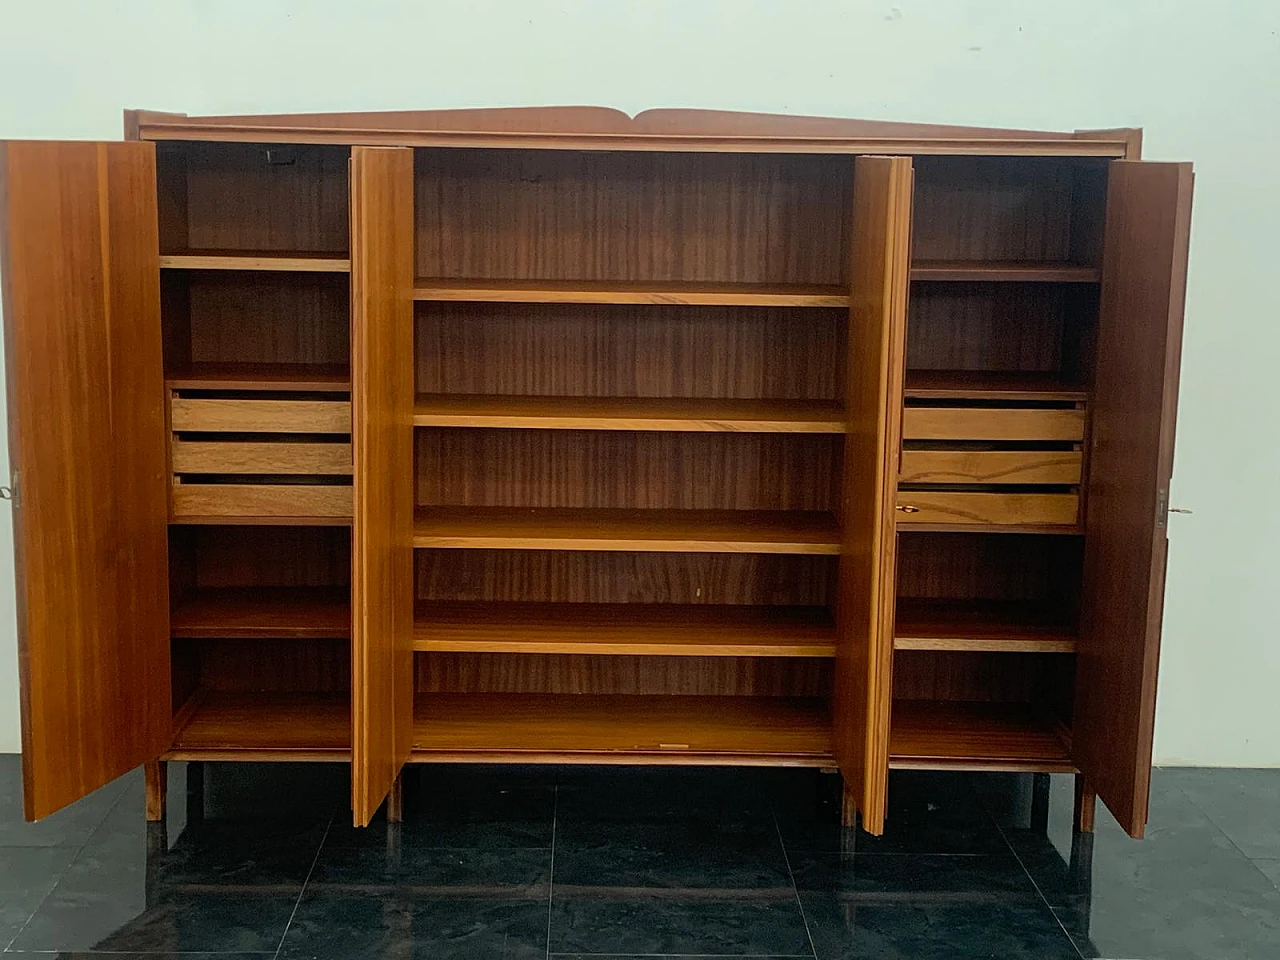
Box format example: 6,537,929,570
1,0,1277,764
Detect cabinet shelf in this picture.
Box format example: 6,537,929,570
165,691,351,761
409,693,832,765
412,507,841,554
415,602,836,657
166,362,351,392
910,260,1100,283
903,371,1088,402
413,395,844,433
412,278,849,307
894,599,1077,653
159,251,351,272
889,700,1074,772
171,586,351,639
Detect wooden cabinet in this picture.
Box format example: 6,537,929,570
0,108,1192,839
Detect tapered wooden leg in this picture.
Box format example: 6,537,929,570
1074,774,1096,834
840,783,858,829
144,761,166,823
386,772,404,824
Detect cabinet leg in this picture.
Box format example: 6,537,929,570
840,783,858,829
144,761,167,823
386,772,404,824
1074,775,1097,834
1030,772,1052,834
185,761,205,823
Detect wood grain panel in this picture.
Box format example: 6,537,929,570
893,650,1059,703
411,694,832,762
906,282,1069,372
415,550,835,606
834,156,914,833
902,407,1085,442
413,507,840,554
350,146,416,826
890,700,1074,771
896,533,1083,607
900,450,1081,485
167,362,351,391
415,150,850,284
174,271,350,367
184,526,351,588
170,398,350,433
897,491,1078,527
196,638,351,693
171,483,353,520
413,396,844,433
0,140,172,819
895,598,1076,653
414,278,848,307
161,252,350,271
910,261,1098,282
415,430,839,511
166,692,350,757
171,440,352,474
416,302,843,400
904,370,1087,401
415,602,835,657
171,586,350,638
415,653,829,697
1074,161,1193,839
158,142,349,254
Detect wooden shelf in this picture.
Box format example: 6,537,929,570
910,260,1100,283
166,363,351,392
160,251,352,272
904,370,1088,402
413,395,844,433
171,587,351,639
165,692,351,761
409,693,832,765
415,602,836,657
412,278,850,307
890,700,1074,772
894,599,1077,653
412,507,841,554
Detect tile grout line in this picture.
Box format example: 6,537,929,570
2,775,136,954
271,807,335,960
768,790,819,960
1161,780,1280,894
983,788,1089,960
544,783,559,960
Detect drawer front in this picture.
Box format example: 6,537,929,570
171,484,353,520
899,449,1082,485
171,440,352,475
896,492,1079,527
170,398,351,434
902,407,1085,442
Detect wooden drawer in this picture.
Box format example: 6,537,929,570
902,407,1085,442
171,440,352,475
171,484,353,520
896,491,1079,527
899,450,1082,485
170,398,351,434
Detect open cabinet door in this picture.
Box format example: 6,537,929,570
833,156,913,834
0,141,171,820
1075,161,1193,838
350,146,416,825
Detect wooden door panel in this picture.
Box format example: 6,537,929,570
833,156,913,834
350,146,416,826
1075,161,1193,838
0,141,171,819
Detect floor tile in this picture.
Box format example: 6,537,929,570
0,844,78,947
1256,859,1280,892
1160,766,1280,858
2,954,274,958
0,755,135,848
10,781,325,954
1026,776,1280,960
555,765,775,827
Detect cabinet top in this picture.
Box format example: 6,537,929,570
125,106,1140,159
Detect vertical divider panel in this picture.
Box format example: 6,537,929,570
350,146,416,826
833,156,914,834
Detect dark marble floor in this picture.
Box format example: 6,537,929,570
1,757,1278,959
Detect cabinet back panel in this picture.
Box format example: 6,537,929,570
415,429,840,511
907,283,1064,372
415,549,835,606
893,650,1072,708
896,532,1082,609
174,526,351,591
415,149,851,284
912,157,1106,262
415,652,829,696
158,142,350,254
164,272,350,367
416,302,843,399
197,638,351,693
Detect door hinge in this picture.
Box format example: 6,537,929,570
1156,486,1168,528
0,470,16,507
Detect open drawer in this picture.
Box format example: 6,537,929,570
168,388,353,523
897,399,1086,531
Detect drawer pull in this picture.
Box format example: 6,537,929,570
897,504,921,514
